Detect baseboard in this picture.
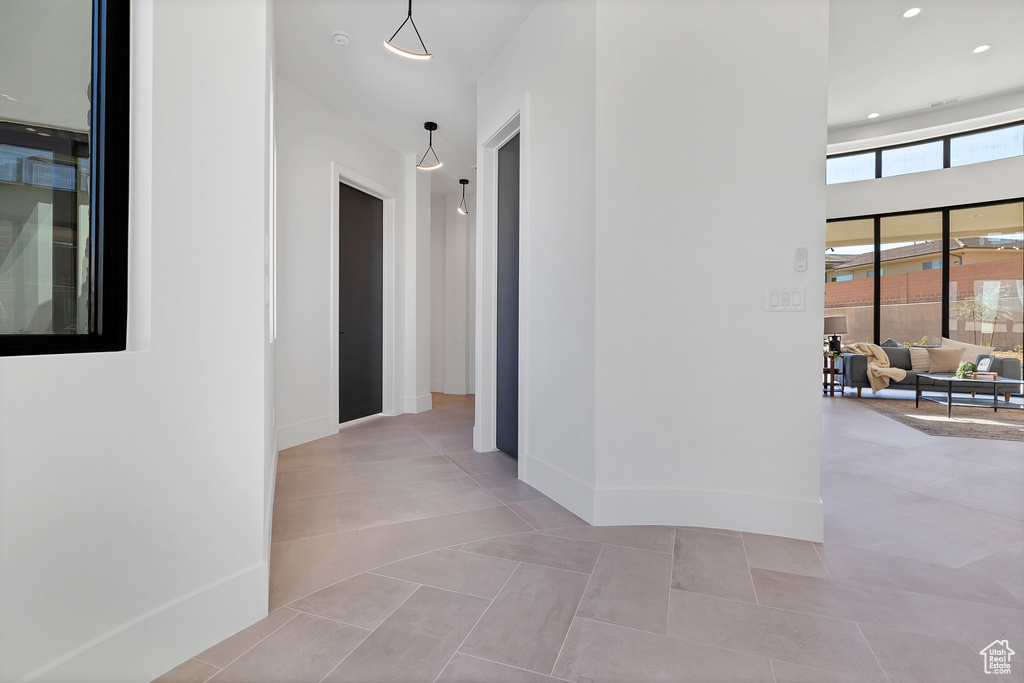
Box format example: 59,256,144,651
28,563,268,683
430,379,444,393
403,393,433,414
593,487,824,542
520,451,596,523
443,381,467,395
276,414,336,450
264,434,279,565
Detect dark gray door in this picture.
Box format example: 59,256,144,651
338,182,383,424
496,134,520,458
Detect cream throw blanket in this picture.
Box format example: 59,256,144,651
843,343,907,393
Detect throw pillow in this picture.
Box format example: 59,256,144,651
927,347,964,373
909,347,931,372
941,337,995,365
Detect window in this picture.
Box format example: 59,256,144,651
825,122,1024,185
827,200,1023,359
951,125,1024,167
949,203,1023,358
0,0,129,356
825,218,873,344
879,212,941,346
881,141,943,177
826,152,875,185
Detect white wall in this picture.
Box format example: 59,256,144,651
430,191,477,396
430,193,447,392
828,155,1024,220
0,1,274,680
444,193,475,395
466,201,477,394
592,0,828,540
0,0,91,131
405,161,433,413
477,0,598,516
274,77,432,449
476,0,827,540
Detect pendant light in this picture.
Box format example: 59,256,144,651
384,0,431,60
457,179,469,215
416,122,442,170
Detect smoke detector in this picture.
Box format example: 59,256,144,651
332,32,352,46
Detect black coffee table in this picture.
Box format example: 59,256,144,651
916,373,1024,417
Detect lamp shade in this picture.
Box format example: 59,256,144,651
823,316,848,335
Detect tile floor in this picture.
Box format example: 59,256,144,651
156,393,1024,683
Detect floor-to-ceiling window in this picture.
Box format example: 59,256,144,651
825,199,1023,363
949,202,1024,359
825,217,874,344
879,211,943,347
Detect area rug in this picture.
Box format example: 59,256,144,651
847,397,1024,442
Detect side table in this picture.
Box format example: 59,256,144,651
823,355,843,397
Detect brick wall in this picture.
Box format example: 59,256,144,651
825,258,1023,350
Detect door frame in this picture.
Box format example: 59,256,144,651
475,96,530,467
331,162,397,423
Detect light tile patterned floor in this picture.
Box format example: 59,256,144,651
156,393,1024,683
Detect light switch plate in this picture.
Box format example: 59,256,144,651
795,247,807,272
767,286,806,312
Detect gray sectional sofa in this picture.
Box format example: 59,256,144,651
840,347,1023,398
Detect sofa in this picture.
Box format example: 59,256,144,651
841,347,1023,398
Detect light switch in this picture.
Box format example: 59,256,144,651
792,289,802,307
795,247,807,272
771,290,780,306
781,291,791,306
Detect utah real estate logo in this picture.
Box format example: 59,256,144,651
980,640,1014,675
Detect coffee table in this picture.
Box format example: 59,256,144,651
916,372,1024,418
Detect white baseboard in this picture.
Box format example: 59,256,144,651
403,393,433,414
430,379,445,393
593,487,824,542
519,451,823,542
520,451,596,523
28,563,268,683
443,381,468,395
264,434,279,565
276,414,336,450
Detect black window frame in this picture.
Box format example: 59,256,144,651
0,0,130,357
826,197,1024,345
826,120,1024,185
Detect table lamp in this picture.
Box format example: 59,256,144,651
824,316,848,354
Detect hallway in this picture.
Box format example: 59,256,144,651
157,394,1024,682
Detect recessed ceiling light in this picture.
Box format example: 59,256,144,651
1,93,17,102
332,32,351,46
926,217,941,222
25,127,35,132
867,112,880,119
38,132,50,137
973,44,991,53
969,214,983,218
902,7,921,18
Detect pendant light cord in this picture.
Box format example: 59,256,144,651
418,129,439,167
387,0,429,56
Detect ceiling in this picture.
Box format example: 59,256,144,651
274,0,1024,196
275,0,540,197
828,0,1024,128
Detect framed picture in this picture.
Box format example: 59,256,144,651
976,355,995,373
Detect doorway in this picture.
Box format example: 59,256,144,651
338,182,384,423
495,133,521,457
